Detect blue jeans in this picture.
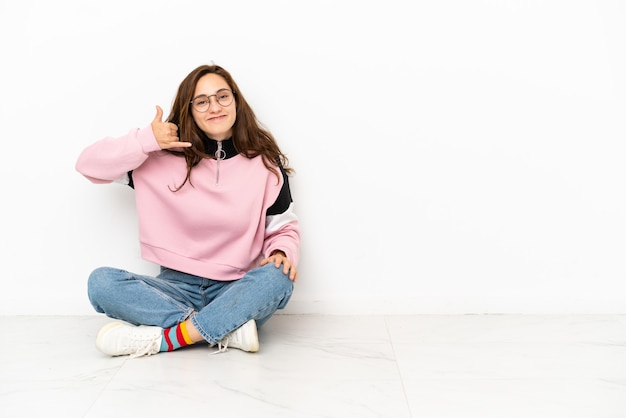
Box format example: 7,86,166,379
87,263,294,345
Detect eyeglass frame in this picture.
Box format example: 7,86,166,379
189,88,235,112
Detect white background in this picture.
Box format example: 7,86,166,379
0,0,624,315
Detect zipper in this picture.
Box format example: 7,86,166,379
215,141,225,185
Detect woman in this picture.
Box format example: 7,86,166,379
76,64,300,357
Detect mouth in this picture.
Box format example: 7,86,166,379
207,115,227,122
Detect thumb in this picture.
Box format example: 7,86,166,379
153,105,164,123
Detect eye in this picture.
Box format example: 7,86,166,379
194,97,209,106
218,92,231,100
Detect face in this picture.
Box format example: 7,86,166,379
191,73,236,141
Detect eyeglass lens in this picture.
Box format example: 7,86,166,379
192,90,233,111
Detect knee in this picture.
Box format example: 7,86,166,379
263,264,294,310
260,264,294,294
87,266,116,291
87,267,123,308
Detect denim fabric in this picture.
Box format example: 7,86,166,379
87,263,294,345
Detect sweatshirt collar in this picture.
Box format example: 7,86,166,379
203,137,238,160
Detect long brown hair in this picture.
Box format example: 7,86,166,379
166,64,292,191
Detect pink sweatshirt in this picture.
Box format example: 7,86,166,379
76,125,300,281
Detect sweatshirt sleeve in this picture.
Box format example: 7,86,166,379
263,169,300,266
264,202,300,267
75,126,161,184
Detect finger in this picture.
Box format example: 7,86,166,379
153,105,163,123
163,141,192,149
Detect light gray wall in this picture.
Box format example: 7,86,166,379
1,0,625,314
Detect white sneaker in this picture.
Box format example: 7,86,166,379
212,319,259,354
96,321,162,358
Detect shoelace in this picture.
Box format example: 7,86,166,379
209,333,234,355
128,336,161,359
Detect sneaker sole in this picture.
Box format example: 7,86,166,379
243,319,259,353
95,321,124,354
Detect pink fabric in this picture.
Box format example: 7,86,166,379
76,126,300,281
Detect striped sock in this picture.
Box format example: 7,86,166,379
160,321,195,352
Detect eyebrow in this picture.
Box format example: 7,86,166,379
192,88,230,100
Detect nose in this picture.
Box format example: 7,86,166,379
207,96,221,112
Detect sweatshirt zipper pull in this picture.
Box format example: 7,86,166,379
215,141,225,185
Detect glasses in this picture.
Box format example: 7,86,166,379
190,89,234,112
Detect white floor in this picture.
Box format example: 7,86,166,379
1,315,626,417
